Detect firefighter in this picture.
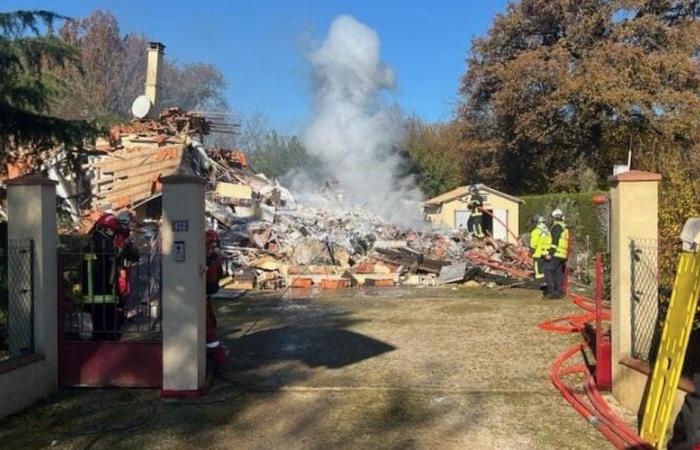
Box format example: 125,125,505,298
205,229,227,372
115,211,138,301
82,211,138,338
467,185,485,238
529,215,550,287
544,208,569,299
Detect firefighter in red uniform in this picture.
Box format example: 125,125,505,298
205,229,227,372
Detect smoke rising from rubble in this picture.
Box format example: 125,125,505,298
299,15,423,226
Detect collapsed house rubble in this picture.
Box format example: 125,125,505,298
3,108,536,291
197,151,536,290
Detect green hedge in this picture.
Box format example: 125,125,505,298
519,192,607,254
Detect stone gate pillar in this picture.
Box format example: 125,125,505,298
161,174,207,397
1,175,58,417
609,170,661,401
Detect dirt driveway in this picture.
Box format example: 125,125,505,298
0,286,609,449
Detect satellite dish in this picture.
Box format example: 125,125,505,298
131,95,152,119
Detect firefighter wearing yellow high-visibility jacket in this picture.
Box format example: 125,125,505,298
529,215,550,287
544,208,569,299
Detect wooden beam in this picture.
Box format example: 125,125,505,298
90,154,182,186
99,162,180,195
84,145,183,171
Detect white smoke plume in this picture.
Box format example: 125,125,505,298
300,15,424,227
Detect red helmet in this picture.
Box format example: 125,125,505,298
205,229,219,244
96,213,118,231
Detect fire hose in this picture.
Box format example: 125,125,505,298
540,292,652,449
537,294,610,334
479,207,524,249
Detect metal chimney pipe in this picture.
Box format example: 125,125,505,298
145,42,165,118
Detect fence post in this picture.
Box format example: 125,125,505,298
6,175,58,389
630,239,638,358
608,170,661,401
595,253,612,390
161,174,207,398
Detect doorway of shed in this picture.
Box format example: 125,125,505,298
481,209,508,240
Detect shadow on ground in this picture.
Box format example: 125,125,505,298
232,325,395,369
0,287,607,449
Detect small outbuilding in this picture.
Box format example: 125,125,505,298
423,184,524,243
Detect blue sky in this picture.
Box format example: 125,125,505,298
6,1,508,133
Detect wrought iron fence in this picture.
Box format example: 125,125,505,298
59,249,162,341
630,238,660,361
0,239,35,362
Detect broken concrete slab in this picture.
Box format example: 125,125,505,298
439,263,468,284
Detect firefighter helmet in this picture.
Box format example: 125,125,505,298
551,208,564,219
96,213,118,231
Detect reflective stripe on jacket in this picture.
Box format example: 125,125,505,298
534,228,551,258
550,221,569,259
467,194,483,216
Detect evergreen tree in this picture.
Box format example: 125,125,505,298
0,10,94,159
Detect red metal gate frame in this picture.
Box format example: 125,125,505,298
57,255,162,387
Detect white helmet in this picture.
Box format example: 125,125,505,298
551,208,564,219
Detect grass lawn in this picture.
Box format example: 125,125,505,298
0,286,612,449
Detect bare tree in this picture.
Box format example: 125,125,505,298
52,10,228,123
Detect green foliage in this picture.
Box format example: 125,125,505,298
248,132,325,184
519,192,607,254
237,113,326,184
0,10,95,153
458,0,700,194
637,139,700,289
401,118,466,198
550,158,601,193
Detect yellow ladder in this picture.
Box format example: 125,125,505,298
641,218,700,448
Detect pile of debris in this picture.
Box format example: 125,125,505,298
3,107,534,291
200,149,534,291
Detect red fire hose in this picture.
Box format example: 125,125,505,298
479,207,523,248
538,293,610,334
540,254,652,449
551,343,650,448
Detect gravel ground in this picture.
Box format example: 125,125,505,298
0,286,616,449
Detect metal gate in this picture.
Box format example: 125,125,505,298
58,249,163,387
